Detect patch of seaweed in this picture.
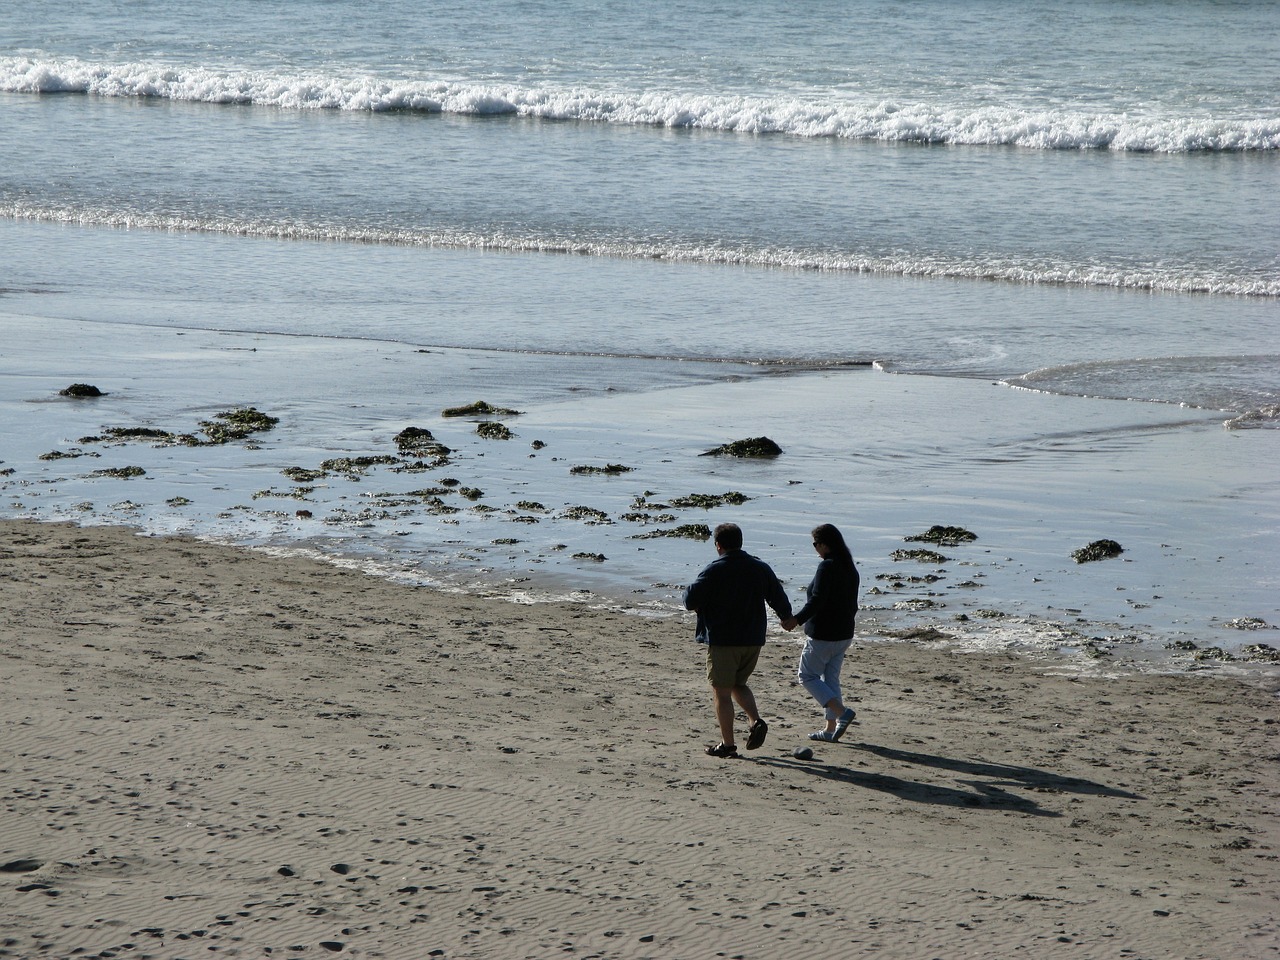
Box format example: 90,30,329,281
200,407,280,444
441,400,521,418
394,427,451,457
282,466,327,482
701,436,783,458
570,464,634,475
572,552,607,562
621,511,678,524
669,491,751,509
39,450,100,461
1072,539,1124,563
320,455,400,477
876,573,944,584
1225,617,1273,631
883,626,953,643
631,524,712,541
110,427,178,441
90,466,146,479
476,421,514,440
890,548,949,564
560,506,612,524
252,487,314,501
905,525,978,547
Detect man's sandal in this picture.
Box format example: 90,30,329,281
705,742,738,758
745,719,768,750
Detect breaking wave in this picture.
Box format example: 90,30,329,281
5,56,1280,154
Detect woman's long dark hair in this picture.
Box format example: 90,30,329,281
811,523,854,565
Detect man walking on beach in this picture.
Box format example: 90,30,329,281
684,522,793,759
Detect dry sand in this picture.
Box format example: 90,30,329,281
2,519,1278,960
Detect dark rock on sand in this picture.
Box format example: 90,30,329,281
1072,539,1124,563
0,859,43,873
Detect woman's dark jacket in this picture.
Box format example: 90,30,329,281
794,556,860,641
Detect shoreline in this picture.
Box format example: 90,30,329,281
5,313,1277,669
2,518,1278,958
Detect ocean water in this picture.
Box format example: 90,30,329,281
2,0,1278,672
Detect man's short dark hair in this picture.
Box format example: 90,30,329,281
714,522,743,551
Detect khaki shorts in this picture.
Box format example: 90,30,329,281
706,644,762,689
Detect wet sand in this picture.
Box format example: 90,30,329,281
2,518,1279,959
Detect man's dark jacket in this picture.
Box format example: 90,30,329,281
683,548,791,646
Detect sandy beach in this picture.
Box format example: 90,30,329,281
2,519,1278,959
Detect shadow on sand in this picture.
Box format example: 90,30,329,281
750,740,1143,816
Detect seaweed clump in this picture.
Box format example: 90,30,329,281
282,466,327,482
200,407,280,444
632,524,712,541
90,466,146,479
701,436,783,458
394,427,451,458
442,400,521,418
476,421,514,440
890,548,949,564
560,505,612,524
60,383,105,398
669,491,750,509
1072,539,1124,564
570,464,634,475
320,455,400,477
905,525,977,547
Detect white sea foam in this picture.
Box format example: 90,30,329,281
5,56,1278,154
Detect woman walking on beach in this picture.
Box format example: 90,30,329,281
785,523,860,742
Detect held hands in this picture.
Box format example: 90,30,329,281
780,616,799,631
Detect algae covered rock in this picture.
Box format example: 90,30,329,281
441,400,521,418
476,421,514,440
200,407,280,444
1072,539,1124,563
905,525,977,547
394,427,451,457
59,383,105,398
701,436,783,458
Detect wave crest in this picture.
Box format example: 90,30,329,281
4,56,1279,153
